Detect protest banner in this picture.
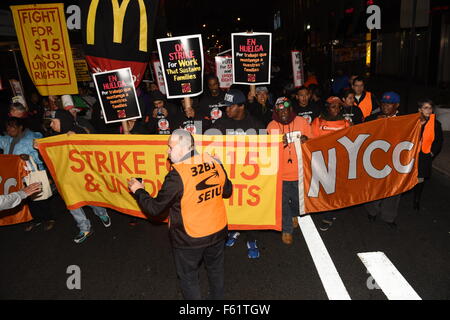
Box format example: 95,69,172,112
80,0,158,88
299,114,422,213
291,50,304,88
0,155,32,226
157,34,204,99
92,68,142,124
152,59,166,95
10,4,78,96
37,134,283,230
215,55,233,89
232,32,271,85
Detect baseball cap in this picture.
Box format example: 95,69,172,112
222,89,246,106
381,92,400,104
255,86,269,94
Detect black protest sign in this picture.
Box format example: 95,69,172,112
232,33,272,85
157,34,204,98
92,68,142,124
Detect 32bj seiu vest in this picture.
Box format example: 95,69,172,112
172,153,228,238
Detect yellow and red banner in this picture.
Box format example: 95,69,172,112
0,155,32,226
37,134,283,230
300,114,422,213
11,3,78,96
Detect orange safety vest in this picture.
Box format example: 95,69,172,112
357,91,373,119
421,114,435,154
172,153,228,238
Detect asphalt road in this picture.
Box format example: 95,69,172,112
1,170,449,300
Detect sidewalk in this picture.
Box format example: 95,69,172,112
433,131,450,178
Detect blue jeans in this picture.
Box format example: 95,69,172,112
282,181,300,234
70,206,108,232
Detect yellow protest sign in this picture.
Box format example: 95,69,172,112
11,4,78,95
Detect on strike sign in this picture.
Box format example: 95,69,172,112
10,4,78,96
232,32,271,85
157,34,204,98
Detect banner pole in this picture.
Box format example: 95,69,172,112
12,49,25,98
122,120,130,134
183,96,192,111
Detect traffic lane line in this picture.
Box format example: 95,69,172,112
358,251,421,300
297,215,352,300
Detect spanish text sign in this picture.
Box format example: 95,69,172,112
10,4,78,95
37,134,283,231
232,32,271,85
157,34,204,98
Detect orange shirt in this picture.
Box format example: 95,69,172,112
267,116,312,181
311,117,350,138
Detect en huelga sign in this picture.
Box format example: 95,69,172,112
92,68,141,124
157,34,204,98
232,32,271,85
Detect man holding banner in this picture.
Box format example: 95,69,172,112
364,92,402,228
0,183,42,211
46,109,112,243
267,97,311,244
128,129,233,300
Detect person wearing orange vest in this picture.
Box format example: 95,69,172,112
310,97,350,231
414,99,443,211
364,92,402,229
128,129,232,300
352,76,379,119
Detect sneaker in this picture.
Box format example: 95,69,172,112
247,240,260,259
74,230,93,243
319,218,335,232
100,214,111,228
225,231,240,247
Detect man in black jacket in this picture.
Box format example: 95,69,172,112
128,129,233,300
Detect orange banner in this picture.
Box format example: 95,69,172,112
300,114,422,213
0,155,32,226
10,4,78,95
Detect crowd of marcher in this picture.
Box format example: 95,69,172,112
0,66,444,257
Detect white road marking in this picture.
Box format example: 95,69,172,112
297,215,352,300
358,252,421,300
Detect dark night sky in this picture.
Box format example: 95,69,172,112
1,0,275,50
